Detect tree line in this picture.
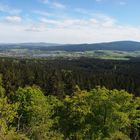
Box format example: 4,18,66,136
0,57,140,97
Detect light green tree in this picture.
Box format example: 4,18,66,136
0,74,5,98
0,98,29,140
13,86,64,140
58,86,140,140
0,74,29,140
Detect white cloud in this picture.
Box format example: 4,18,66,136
51,2,66,9
75,8,89,14
40,0,66,9
5,16,22,23
0,3,21,15
33,10,52,17
25,25,46,32
40,18,60,25
39,14,116,29
0,14,140,43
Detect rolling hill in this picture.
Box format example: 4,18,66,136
0,41,140,51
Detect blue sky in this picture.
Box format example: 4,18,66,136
0,0,140,43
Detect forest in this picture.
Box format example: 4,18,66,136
0,57,140,140
0,57,140,96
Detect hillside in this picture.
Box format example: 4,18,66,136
1,41,140,51
0,41,140,59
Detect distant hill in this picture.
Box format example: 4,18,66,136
42,41,140,52
0,41,140,51
0,43,61,49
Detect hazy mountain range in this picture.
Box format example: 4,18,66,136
0,41,140,51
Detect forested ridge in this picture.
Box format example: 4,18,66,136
0,57,140,140
0,57,140,96
1,41,140,51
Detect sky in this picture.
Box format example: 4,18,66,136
0,0,140,43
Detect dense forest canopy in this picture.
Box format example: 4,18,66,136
0,57,140,96
0,57,140,139
0,77,140,139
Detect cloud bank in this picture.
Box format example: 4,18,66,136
0,1,139,43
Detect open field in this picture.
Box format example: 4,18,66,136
0,49,140,60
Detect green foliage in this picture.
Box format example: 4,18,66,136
106,131,131,140
0,97,29,140
57,86,140,140
2,57,140,97
0,69,140,140
13,86,64,140
61,70,76,96
0,76,29,140
0,74,5,98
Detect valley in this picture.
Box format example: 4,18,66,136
1,41,140,60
